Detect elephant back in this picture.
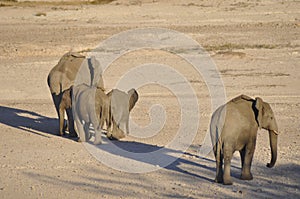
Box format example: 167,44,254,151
48,52,85,95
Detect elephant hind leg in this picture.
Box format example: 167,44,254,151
83,122,91,142
215,152,224,183
93,126,102,145
214,142,223,183
240,143,255,180
66,108,77,137
58,106,65,136
223,147,234,185
240,147,246,168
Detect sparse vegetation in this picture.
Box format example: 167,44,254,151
203,43,297,51
0,0,115,7
35,12,47,17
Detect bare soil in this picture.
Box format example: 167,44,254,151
0,0,299,198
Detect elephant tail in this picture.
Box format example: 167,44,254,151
211,125,221,157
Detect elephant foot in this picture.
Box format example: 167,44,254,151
77,137,86,143
214,177,223,184
68,132,78,138
94,132,102,145
241,173,253,180
223,177,233,185
94,140,102,145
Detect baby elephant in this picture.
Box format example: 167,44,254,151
59,86,76,137
73,84,109,145
210,95,279,185
106,88,139,140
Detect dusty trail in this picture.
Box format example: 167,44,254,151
0,0,299,198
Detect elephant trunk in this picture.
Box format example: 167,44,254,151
266,130,278,168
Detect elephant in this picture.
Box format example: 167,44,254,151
58,86,74,136
47,52,104,136
210,94,279,185
106,88,139,140
72,83,109,144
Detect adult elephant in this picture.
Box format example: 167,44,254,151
210,94,279,185
106,88,139,140
47,52,104,136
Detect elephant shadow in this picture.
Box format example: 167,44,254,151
94,140,215,182
0,106,61,138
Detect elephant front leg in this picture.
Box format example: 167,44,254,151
240,144,255,180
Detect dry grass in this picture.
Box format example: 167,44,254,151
0,0,115,7
203,43,300,51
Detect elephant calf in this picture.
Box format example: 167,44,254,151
73,84,109,145
71,85,139,143
106,88,139,140
210,94,279,185
58,86,76,136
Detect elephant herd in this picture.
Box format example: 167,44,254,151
47,52,280,185
47,52,138,144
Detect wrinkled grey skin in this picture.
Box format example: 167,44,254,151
106,88,139,140
72,84,109,145
210,94,279,185
47,52,104,136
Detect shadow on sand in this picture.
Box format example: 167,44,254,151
89,140,216,182
0,105,216,181
0,105,59,138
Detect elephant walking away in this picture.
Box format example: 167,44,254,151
210,94,279,185
47,52,104,136
72,84,109,145
106,88,139,140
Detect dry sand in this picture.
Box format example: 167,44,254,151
0,0,299,198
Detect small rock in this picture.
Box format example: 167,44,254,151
256,188,263,193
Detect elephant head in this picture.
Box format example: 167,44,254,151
107,88,139,139
254,97,279,168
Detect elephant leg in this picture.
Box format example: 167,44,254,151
223,146,233,185
83,122,90,142
52,93,61,117
214,145,223,183
66,108,77,137
53,93,67,132
241,143,255,180
58,105,65,136
239,147,246,168
125,117,129,135
93,126,102,145
76,119,86,142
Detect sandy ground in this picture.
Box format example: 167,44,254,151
0,0,299,198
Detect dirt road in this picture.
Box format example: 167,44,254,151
0,0,299,198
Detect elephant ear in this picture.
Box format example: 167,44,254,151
255,97,263,129
88,56,104,89
128,89,138,111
